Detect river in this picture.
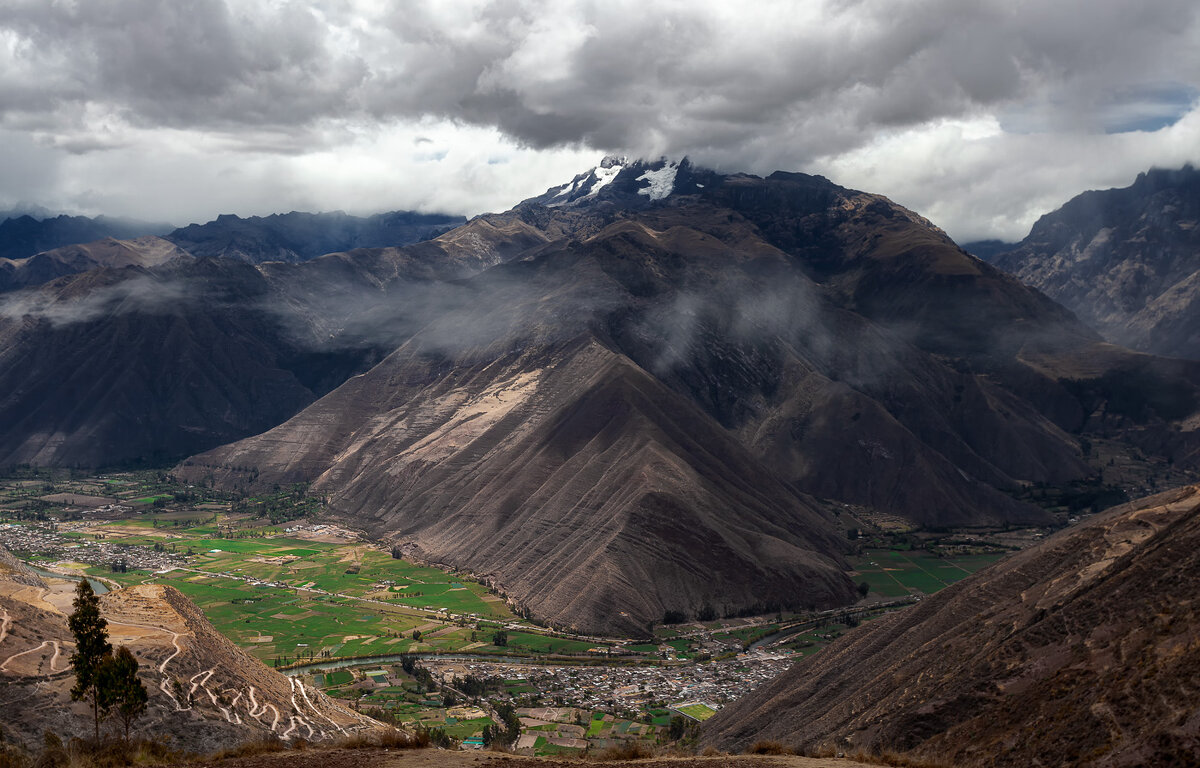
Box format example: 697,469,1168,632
23,564,109,594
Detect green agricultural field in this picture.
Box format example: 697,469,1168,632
849,548,1005,597
585,714,606,738
664,638,698,658
711,624,779,647
441,717,494,740
496,631,598,655
778,622,850,657
63,514,534,664
3,475,634,669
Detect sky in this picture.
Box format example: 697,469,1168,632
1,0,1199,242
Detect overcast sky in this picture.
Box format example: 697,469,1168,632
2,0,1198,241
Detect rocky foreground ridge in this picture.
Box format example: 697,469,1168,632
704,485,1200,767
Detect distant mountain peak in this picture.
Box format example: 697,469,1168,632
992,163,1200,358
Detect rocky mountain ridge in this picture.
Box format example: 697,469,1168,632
0,209,466,293
0,213,171,263
165,210,466,264
991,165,1200,358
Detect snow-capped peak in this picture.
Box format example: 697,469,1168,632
526,156,698,209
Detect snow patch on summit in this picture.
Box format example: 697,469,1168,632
584,162,622,198
554,179,578,198
637,162,678,201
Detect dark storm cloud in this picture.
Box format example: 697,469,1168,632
4,0,1197,157
1,0,366,133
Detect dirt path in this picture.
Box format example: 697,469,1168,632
295,676,350,737
0,639,66,673
104,616,194,710
247,685,283,733
104,617,186,673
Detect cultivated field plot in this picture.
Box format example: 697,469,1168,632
56,518,524,664
0,470,189,513
849,549,1005,597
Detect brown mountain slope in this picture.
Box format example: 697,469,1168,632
0,262,327,467
576,207,1082,523
0,207,591,469
703,485,1200,767
176,181,1128,633
0,558,378,752
183,334,855,636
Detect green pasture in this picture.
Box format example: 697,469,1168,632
495,631,597,655
131,495,174,504
849,548,1004,597
711,624,779,646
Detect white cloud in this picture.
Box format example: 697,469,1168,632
1,0,1198,237
819,104,1200,242
11,119,598,224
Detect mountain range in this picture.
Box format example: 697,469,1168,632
166,210,466,264
5,158,1200,634
169,159,1200,633
0,214,171,263
0,210,466,293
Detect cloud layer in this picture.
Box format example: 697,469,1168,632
2,0,1199,239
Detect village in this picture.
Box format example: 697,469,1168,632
419,651,797,714
0,519,187,576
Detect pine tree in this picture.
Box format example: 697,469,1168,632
68,578,111,742
98,646,148,743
